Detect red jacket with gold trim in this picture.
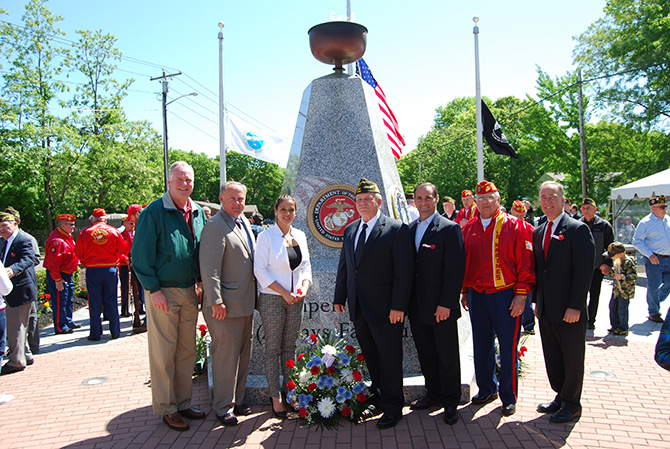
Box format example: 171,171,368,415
119,229,133,266
456,204,476,226
74,222,128,269
44,227,79,282
461,210,535,295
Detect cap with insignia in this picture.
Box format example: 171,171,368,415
0,212,17,223
582,198,596,207
57,214,76,222
443,196,455,204
127,204,142,216
355,178,380,195
461,190,473,198
405,193,414,200
92,208,107,218
4,207,20,220
649,195,666,206
512,199,526,214
475,180,498,195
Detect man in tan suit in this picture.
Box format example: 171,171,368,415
200,181,257,426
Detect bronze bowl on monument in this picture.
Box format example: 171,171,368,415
308,21,368,73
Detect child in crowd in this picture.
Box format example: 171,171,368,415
607,242,637,336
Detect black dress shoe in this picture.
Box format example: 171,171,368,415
471,393,498,405
87,336,101,341
376,412,402,429
163,412,189,431
443,406,459,425
71,323,82,329
111,334,120,340
58,328,74,335
180,407,206,420
550,407,581,423
233,404,252,416
218,413,238,426
26,359,34,366
537,401,561,414
410,396,440,410
649,314,664,323
502,404,516,416
1,364,25,375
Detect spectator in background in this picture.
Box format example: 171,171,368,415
511,200,536,335
442,196,458,221
606,242,637,336
250,213,265,239
202,206,212,221
524,200,536,227
406,193,420,222
456,190,476,228
570,204,582,220
618,216,636,245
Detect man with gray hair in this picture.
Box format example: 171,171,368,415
133,161,208,431
200,181,256,426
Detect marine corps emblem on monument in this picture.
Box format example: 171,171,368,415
307,184,360,248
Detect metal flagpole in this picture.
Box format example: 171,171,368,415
218,21,227,185
473,17,484,182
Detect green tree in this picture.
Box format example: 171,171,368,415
574,0,670,127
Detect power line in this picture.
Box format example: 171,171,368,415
169,111,218,141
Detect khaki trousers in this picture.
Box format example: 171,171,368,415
5,302,33,369
146,286,198,415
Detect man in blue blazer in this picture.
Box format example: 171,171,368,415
407,183,465,425
0,212,37,375
533,181,595,423
334,178,414,429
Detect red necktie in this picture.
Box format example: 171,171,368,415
543,221,553,258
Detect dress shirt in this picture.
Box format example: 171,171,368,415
1,228,19,264
633,213,670,257
544,212,565,245
223,209,254,251
415,211,438,250
354,210,381,251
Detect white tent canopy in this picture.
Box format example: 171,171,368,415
610,168,670,200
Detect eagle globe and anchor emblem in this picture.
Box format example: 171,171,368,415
307,184,360,248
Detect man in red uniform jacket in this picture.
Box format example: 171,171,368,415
455,190,476,228
460,181,535,417
44,214,80,334
74,208,128,341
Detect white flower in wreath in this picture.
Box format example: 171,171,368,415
339,368,354,383
317,397,336,418
299,369,311,383
321,344,337,356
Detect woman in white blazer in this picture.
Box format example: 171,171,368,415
254,194,312,419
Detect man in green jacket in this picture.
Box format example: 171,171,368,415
132,161,207,432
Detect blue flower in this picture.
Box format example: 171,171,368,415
337,386,347,395
287,390,296,402
306,356,322,368
353,382,365,394
336,394,346,403
317,376,328,389
340,355,350,366
344,390,352,400
325,376,335,387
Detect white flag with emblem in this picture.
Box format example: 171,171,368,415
227,113,290,167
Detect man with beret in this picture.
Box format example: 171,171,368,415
633,195,670,323
4,207,41,354
44,214,80,334
442,196,458,221
455,190,476,228
74,208,128,341
407,182,465,425
579,198,614,330
0,212,37,375
460,181,535,417
334,178,414,429
533,181,595,423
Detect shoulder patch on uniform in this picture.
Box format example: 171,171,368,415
525,241,533,251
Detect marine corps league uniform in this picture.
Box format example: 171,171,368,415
74,208,128,341
43,214,80,334
455,190,476,226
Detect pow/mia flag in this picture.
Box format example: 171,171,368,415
481,100,519,158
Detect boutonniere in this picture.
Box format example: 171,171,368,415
551,234,564,241
421,243,436,249
430,226,438,232
11,253,16,257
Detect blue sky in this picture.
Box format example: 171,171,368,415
3,0,607,159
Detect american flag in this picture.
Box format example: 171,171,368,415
356,58,406,159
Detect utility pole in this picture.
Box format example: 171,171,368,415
151,69,182,191
578,68,588,199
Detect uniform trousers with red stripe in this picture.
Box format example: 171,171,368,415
46,270,76,334
468,287,521,406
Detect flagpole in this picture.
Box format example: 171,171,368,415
218,21,227,185
473,16,484,182
346,0,353,75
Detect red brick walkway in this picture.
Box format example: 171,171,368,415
1,316,669,449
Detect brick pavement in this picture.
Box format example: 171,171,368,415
1,279,669,449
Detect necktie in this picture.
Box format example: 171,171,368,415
543,221,553,259
354,223,368,265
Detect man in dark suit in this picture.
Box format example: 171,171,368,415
533,181,595,423
334,178,414,429
0,212,37,375
407,183,465,425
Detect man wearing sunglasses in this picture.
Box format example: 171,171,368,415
633,195,670,323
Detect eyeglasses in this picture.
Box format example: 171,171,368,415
656,205,667,210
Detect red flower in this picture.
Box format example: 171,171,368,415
357,353,365,361
519,346,527,356
198,324,207,337
286,359,296,369
299,407,308,418
311,366,320,375
356,393,366,403
307,383,317,391
352,370,362,382
309,333,318,343
345,345,355,354
286,380,296,390
327,366,335,374
341,406,351,417
297,353,305,361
